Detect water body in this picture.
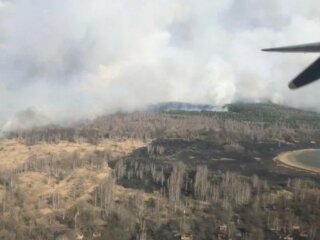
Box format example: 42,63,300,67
292,150,320,170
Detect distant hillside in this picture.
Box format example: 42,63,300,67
147,102,226,112
6,102,320,146
227,102,319,122
167,102,320,126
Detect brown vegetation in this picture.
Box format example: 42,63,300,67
1,103,320,239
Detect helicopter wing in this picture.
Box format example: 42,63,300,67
262,42,320,53
262,42,320,89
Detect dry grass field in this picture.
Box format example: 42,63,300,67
0,138,147,228
0,138,145,170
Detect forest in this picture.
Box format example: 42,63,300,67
0,102,320,240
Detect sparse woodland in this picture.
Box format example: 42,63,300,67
1,103,320,239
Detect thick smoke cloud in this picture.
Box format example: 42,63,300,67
1,0,320,130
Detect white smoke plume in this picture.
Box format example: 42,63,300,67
1,0,320,130
2,107,50,131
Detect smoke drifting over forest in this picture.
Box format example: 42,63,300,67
1,0,320,130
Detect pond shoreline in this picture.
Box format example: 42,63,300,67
275,149,320,174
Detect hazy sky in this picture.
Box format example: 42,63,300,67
1,0,320,130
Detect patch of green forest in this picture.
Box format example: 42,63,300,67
167,102,320,127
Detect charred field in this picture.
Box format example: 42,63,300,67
113,137,320,193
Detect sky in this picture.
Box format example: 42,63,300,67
1,0,320,130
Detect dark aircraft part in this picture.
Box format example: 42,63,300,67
288,57,320,89
263,41,320,89
262,42,320,53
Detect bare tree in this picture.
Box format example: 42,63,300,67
168,162,186,211
194,165,209,201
